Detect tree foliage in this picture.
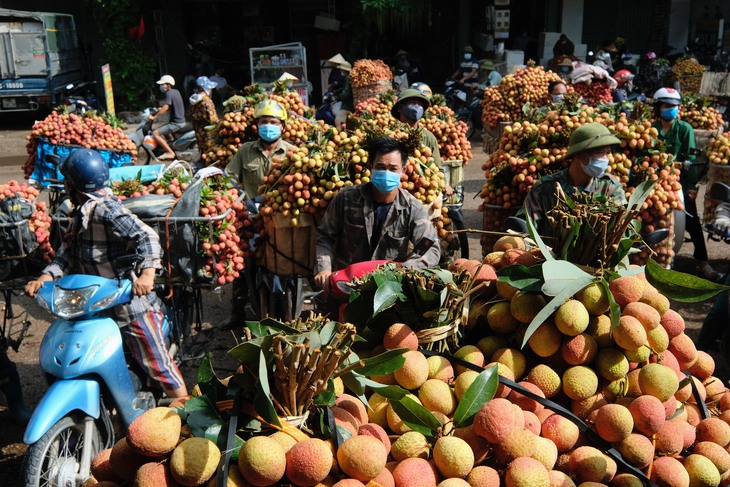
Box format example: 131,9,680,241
83,0,155,111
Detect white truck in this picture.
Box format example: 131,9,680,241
0,8,85,113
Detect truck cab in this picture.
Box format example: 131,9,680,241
0,8,85,113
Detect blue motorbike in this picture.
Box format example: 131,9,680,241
22,260,171,486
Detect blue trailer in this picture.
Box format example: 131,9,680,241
0,8,85,113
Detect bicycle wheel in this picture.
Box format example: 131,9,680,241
22,414,104,487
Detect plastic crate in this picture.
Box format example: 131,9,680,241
29,137,134,188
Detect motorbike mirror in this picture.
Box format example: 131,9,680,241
45,154,61,166
710,182,730,201
505,216,529,234
113,253,143,280
643,228,670,247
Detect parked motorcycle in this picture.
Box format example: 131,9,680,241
60,81,100,114
22,255,173,486
127,108,198,165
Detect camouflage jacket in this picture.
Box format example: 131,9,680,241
521,168,627,229
316,183,441,272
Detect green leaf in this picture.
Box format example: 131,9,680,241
522,276,596,348
196,352,216,384
319,321,337,345
254,350,281,427
361,379,410,401
389,396,442,438
497,264,544,292
184,396,222,438
452,365,498,428
427,268,454,284
625,178,657,215
645,259,730,302
259,317,300,335
373,281,404,315
541,261,593,296
599,278,621,329
353,348,408,376
245,321,266,338
228,342,262,366
526,212,554,261
314,390,337,407
341,371,369,405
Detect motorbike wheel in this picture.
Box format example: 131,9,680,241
258,278,303,322
465,119,475,140
137,145,151,166
23,414,104,487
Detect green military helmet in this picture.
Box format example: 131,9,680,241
463,46,474,53
566,123,621,157
391,88,431,119
480,60,495,71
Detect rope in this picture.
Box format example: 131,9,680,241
415,321,459,344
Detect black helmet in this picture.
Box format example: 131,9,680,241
60,149,109,192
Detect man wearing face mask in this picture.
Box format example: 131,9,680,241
221,99,295,328
522,123,626,231
314,136,441,295
652,88,720,280
391,89,442,169
548,80,568,105
149,75,186,161
450,46,480,88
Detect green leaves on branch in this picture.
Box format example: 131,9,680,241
452,365,498,428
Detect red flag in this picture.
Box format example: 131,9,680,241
128,17,145,44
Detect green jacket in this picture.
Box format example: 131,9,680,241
653,119,698,191
225,138,296,199
421,128,442,168
521,168,627,231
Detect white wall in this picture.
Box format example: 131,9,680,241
668,0,691,53
561,0,584,44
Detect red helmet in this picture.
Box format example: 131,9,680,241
645,51,657,60
614,69,634,87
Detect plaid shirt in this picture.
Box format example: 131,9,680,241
44,190,162,279
316,183,441,272
522,168,627,230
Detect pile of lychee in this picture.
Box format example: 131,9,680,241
359,233,730,487
82,406,222,486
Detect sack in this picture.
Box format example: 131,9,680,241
0,197,38,280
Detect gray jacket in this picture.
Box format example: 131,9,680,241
316,184,440,272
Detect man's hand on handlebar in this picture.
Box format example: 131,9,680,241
314,270,332,296
25,274,54,298
133,268,156,296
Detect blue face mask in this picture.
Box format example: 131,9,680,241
464,53,472,60
401,104,424,121
582,157,609,178
258,123,281,142
661,106,679,121
371,169,402,193
552,94,565,104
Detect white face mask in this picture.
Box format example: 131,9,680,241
189,93,203,105
159,85,167,93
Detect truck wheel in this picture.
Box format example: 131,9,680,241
23,414,104,487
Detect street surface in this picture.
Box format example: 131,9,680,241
0,120,727,482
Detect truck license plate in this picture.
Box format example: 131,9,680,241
2,98,17,109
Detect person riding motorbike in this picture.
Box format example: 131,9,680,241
522,123,626,232
189,76,219,163
222,100,296,328
149,75,186,161
450,46,480,89
652,87,721,281
612,69,635,103
25,149,188,398
314,136,441,297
